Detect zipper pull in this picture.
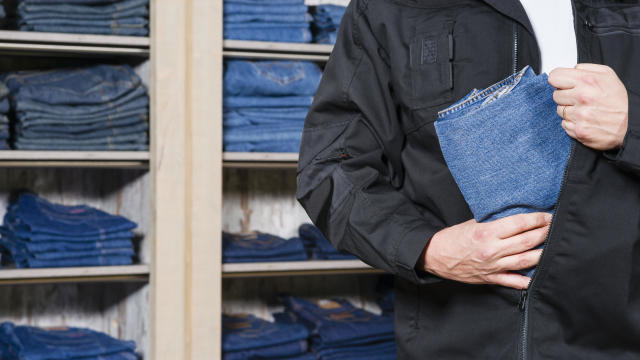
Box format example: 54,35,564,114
519,290,528,312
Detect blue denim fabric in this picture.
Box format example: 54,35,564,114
279,296,395,347
222,232,307,263
225,22,309,30
224,27,311,43
224,107,309,127
224,13,310,23
6,193,137,237
0,99,9,113
224,60,321,97
4,65,142,106
311,5,346,44
18,122,148,140
22,238,132,253
0,322,138,360
15,132,147,146
223,3,307,15
223,124,302,144
224,95,313,109
14,87,148,115
14,255,133,268
223,340,308,360
298,223,357,260
317,341,396,359
20,114,147,133
225,0,304,4
434,65,572,222
1,239,135,260
224,140,301,153
20,17,148,27
14,142,148,151
19,5,148,21
222,314,309,352
20,25,149,36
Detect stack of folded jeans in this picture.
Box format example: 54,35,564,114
310,5,346,44
0,83,10,150
0,193,137,268
223,60,321,152
0,322,139,359
224,0,311,43
222,231,307,263
298,223,356,260
3,64,149,151
434,65,572,277
222,314,316,360
276,296,397,360
17,0,149,36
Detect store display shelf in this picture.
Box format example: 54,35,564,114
0,264,150,285
0,30,149,56
223,152,298,169
223,40,332,61
222,260,384,278
0,151,150,168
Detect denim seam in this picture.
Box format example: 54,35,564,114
437,65,529,118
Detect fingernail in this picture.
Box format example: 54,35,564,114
545,213,552,222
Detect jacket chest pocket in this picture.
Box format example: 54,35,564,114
408,21,455,110
582,5,640,93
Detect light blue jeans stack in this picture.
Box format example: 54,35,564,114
224,0,311,43
435,65,572,277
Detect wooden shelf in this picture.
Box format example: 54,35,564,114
223,152,298,169
0,151,149,168
0,30,149,56
0,264,150,285
223,40,332,61
222,260,384,278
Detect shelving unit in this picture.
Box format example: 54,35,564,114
223,152,298,169
222,260,382,278
223,40,332,61
0,151,149,168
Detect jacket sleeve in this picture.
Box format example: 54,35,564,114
296,0,445,284
604,88,640,176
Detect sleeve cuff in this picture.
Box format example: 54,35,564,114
604,89,640,173
394,222,444,285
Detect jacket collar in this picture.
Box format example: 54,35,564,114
482,0,535,35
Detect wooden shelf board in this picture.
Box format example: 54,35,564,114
222,260,384,278
0,264,150,285
223,40,333,54
0,151,149,168
0,30,149,56
223,152,298,169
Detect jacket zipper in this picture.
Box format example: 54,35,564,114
584,20,640,35
519,141,576,360
512,22,518,74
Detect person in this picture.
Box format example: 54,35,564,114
296,0,640,358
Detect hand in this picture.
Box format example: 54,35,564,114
419,212,552,289
548,63,629,151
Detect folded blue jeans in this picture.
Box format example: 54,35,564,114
223,3,308,15
4,65,143,106
0,322,137,360
18,0,149,16
223,124,303,144
224,60,321,97
20,115,147,133
222,314,309,352
435,65,571,222
20,17,149,28
224,95,313,109
223,340,308,360
224,13,310,23
14,142,148,151
224,140,301,153
222,232,306,259
19,5,148,21
224,27,311,43
13,255,133,268
18,122,148,140
225,0,304,4
224,107,309,126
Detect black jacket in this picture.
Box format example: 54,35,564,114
296,0,640,358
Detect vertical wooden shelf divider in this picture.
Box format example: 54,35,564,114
150,0,222,358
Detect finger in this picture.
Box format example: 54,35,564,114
495,249,543,272
556,104,576,120
553,89,577,106
485,272,532,290
489,212,552,239
548,67,580,89
575,63,610,73
561,120,576,138
497,225,549,256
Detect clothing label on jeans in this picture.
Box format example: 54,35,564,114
316,299,342,309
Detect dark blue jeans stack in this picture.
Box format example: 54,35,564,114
0,82,10,150
0,322,139,359
2,64,149,151
276,296,397,360
223,60,321,152
298,223,356,260
222,314,316,360
224,0,311,43
222,231,307,263
17,0,149,36
434,65,572,277
0,192,137,268
310,5,346,44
